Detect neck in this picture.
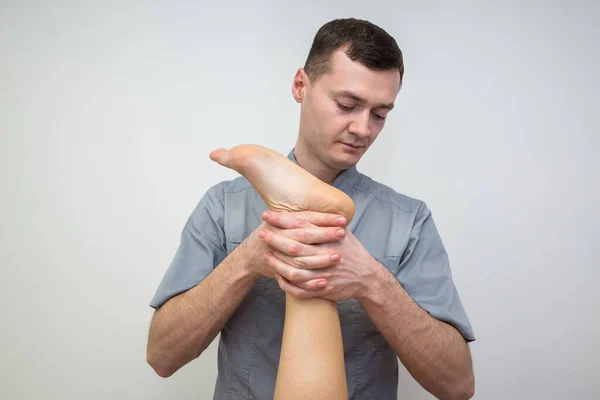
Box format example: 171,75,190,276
293,141,342,185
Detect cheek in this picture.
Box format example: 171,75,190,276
366,126,383,146
316,105,346,139
325,118,349,143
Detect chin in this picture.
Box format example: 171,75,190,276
331,148,363,168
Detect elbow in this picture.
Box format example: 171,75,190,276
462,372,476,399
153,367,174,379
146,343,205,378
152,366,175,379
447,373,475,400
146,346,176,378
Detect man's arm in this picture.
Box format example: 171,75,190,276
146,232,263,378
358,266,474,400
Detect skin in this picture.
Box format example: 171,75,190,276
208,137,358,397
146,212,348,378
291,48,399,185
257,48,476,399
261,212,475,400
205,46,397,398
147,48,475,399
209,144,355,222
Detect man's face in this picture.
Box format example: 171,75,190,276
294,49,401,171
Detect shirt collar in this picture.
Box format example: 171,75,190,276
287,148,360,194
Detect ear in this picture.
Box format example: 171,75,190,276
291,68,308,103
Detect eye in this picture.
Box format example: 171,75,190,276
337,103,355,112
371,112,386,121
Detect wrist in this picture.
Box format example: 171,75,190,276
357,259,396,306
239,231,265,280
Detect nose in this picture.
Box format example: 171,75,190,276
348,111,371,139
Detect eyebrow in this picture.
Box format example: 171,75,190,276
334,90,395,110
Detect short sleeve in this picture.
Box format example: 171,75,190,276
396,202,475,342
149,184,228,309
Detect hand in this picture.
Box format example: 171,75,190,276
245,210,348,287
260,212,382,302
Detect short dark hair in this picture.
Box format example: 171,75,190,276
303,18,404,84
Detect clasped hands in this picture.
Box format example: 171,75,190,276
256,210,381,302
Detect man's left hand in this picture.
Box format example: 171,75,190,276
260,210,384,302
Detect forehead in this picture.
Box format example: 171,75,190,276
317,49,401,104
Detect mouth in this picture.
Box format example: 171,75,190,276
340,142,364,150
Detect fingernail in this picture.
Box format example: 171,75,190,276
330,253,340,262
336,229,345,238
336,217,346,225
317,280,327,287
263,211,271,219
259,230,266,239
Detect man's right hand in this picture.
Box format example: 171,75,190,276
244,211,348,288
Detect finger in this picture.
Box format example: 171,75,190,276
275,273,317,299
264,251,320,284
290,277,329,292
260,229,317,257
296,211,348,228
263,210,347,228
283,227,346,244
272,248,340,270
301,278,329,291
262,211,312,229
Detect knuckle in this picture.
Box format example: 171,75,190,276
294,212,307,225
293,258,305,268
297,218,309,228
295,229,308,241
288,243,300,255
263,255,272,265
263,231,273,242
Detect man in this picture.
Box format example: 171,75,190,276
147,18,476,400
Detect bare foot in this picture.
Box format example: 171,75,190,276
209,144,355,222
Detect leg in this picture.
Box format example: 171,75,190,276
210,144,353,400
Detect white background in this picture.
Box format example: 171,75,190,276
1,1,598,399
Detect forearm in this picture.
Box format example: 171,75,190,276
147,238,260,377
358,265,474,400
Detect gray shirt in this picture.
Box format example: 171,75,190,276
150,148,475,399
